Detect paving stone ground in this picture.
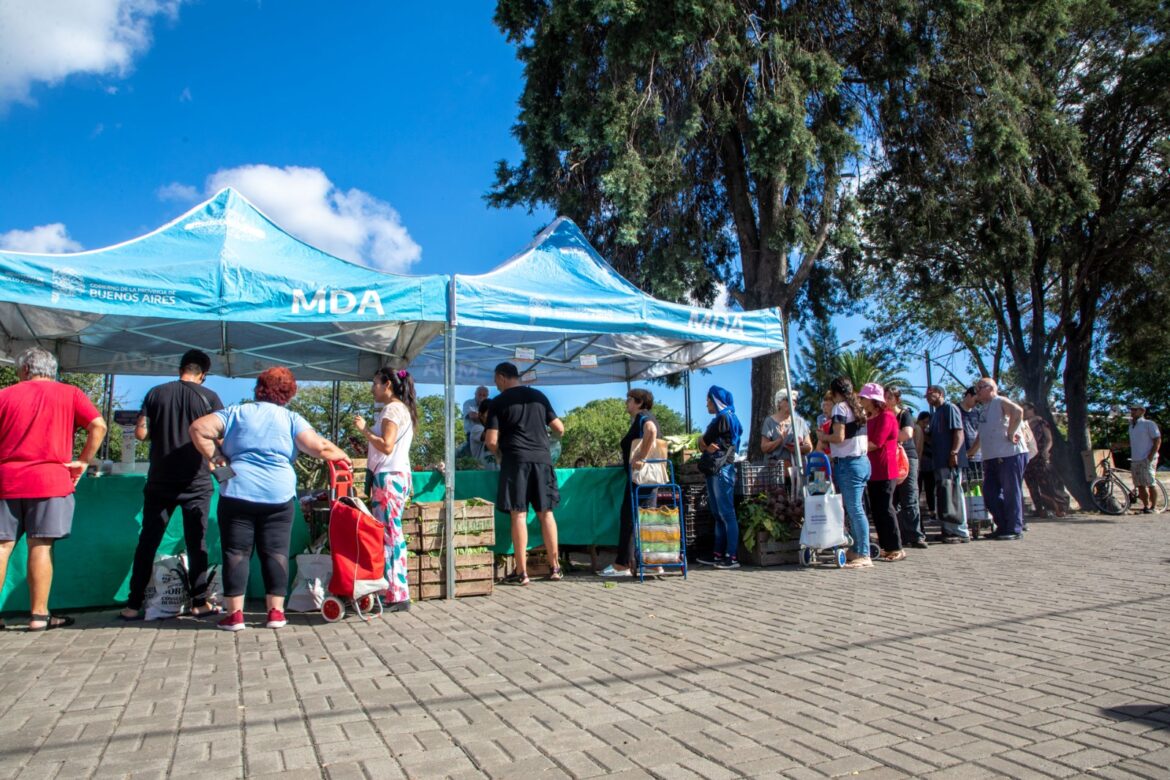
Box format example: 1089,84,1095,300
2,511,1169,779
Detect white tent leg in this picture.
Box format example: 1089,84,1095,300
780,323,801,494
443,323,456,599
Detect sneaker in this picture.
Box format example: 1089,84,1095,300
911,540,930,549
695,555,720,566
386,600,411,613
714,558,740,569
266,609,287,629
217,610,246,632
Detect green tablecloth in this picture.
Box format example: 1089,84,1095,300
0,475,309,614
411,467,625,554
0,467,622,613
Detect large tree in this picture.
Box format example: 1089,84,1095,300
490,0,919,454
861,0,1170,501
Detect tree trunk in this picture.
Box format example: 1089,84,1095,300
1057,332,1095,509
749,352,786,460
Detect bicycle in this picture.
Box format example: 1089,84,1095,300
1089,451,1169,515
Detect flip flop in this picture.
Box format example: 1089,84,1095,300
190,604,224,618
116,610,144,622
28,614,75,632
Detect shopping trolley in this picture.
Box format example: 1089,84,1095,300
321,461,388,622
960,460,995,539
631,456,688,583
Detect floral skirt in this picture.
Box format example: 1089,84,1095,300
369,470,412,604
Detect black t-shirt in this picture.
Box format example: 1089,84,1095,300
140,380,224,489
620,412,656,467
486,386,558,464
897,408,918,460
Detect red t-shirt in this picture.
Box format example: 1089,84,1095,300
0,380,101,499
866,409,900,481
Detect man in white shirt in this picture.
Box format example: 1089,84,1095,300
1129,404,1162,513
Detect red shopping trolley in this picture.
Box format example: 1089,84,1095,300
321,461,387,622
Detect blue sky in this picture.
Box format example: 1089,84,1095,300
0,1,938,434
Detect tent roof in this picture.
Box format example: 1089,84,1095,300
0,189,447,379
411,218,784,385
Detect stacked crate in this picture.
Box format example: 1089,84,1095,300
401,499,495,600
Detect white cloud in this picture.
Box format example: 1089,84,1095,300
0,0,181,109
156,181,198,202
204,165,423,273
0,224,83,253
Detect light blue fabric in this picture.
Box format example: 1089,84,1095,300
834,455,872,558
216,402,312,504
0,188,448,379
442,218,787,384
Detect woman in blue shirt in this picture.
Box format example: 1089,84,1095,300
190,367,349,631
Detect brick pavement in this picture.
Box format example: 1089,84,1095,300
1,511,1169,779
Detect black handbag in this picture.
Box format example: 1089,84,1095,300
698,448,732,476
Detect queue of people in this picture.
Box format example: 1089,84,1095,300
0,342,1155,627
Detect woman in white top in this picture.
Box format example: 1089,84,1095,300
354,368,417,611
818,376,873,568
966,377,1029,540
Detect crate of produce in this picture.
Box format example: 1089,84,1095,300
408,548,494,600
738,534,800,566
401,499,496,553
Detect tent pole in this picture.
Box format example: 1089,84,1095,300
329,381,341,443
443,293,457,600
780,321,803,494
100,374,114,461
683,371,692,432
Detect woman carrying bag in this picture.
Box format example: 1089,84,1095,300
598,388,660,577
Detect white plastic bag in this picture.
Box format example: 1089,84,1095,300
800,487,850,550
287,553,333,612
143,554,190,620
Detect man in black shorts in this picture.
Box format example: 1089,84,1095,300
484,362,564,585
119,349,224,619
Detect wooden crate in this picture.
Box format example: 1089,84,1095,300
738,533,800,566
498,546,552,579
407,550,494,600
402,500,496,553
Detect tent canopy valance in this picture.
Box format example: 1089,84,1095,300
409,218,785,385
0,188,448,379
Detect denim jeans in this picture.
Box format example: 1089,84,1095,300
833,456,871,557
706,463,739,559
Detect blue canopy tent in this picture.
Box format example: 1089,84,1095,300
410,217,785,387
0,188,448,378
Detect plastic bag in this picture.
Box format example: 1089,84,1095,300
896,445,910,484
287,554,332,612
143,554,189,620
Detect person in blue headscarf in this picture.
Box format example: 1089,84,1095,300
697,385,743,569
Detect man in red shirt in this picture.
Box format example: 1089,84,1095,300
0,347,107,631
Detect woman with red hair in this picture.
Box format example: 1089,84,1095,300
190,367,349,631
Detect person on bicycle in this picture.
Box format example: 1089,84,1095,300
1129,404,1162,514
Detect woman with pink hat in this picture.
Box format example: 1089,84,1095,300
859,382,905,561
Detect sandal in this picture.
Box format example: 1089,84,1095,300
116,609,144,621
842,557,873,569
502,572,530,586
190,603,223,617
28,614,75,632
546,567,563,582
881,550,907,562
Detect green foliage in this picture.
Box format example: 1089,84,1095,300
833,349,912,402
793,317,840,421
413,395,463,470
560,398,687,468
489,1,920,458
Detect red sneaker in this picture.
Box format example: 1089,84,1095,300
266,609,287,629
217,610,246,632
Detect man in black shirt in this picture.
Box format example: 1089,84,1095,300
119,350,224,619
485,362,564,585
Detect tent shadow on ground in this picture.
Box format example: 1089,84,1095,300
1101,704,1170,731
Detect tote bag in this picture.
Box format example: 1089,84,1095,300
630,438,670,485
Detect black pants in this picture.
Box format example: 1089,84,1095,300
127,484,213,609
896,457,925,544
615,480,658,567
919,468,937,514
867,479,902,552
217,496,295,598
